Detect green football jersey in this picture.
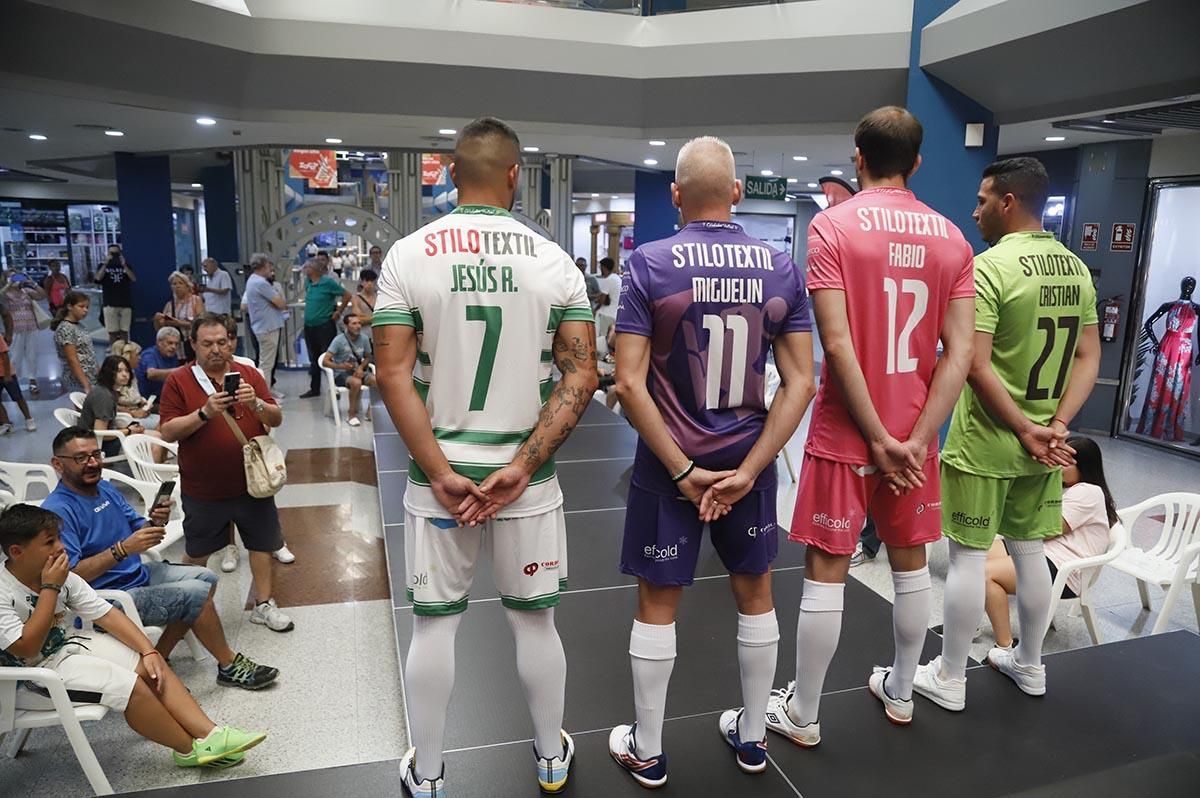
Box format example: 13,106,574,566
942,231,1098,478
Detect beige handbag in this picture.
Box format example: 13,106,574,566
220,412,287,498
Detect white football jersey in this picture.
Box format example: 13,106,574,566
374,205,593,518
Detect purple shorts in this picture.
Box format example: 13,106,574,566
620,483,778,586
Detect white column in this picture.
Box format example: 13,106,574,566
388,151,422,237
548,155,574,252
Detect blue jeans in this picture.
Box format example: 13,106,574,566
128,562,217,627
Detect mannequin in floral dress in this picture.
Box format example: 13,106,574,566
1137,276,1199,441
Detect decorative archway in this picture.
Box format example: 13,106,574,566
259,203,403,263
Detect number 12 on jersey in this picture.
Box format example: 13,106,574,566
884,277,928,375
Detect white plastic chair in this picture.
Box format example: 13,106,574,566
321,362,372,425
66,393,133,427
1106,493,1200,635
120,434,179,484
0,587,144,795
0,461,59,503
100,469,184,557
52,408,128,467
67,391,86,410
1043,520,1129,644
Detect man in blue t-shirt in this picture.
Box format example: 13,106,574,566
136,327,184,402
42,426,278,690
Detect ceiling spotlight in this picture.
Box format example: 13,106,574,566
1045,136,1066,142
28,133,47,141
792,155,808,161
830,169,844,176
649,140,666,146
591,193,599,198
438,128,457,135
760,169,773,176
196,117,217,126
325,137,343,144
611,195,620,199
190,183,203,188
807,182,818,188
786,178,798,184
1101,119,1115,124
643,158,658,166
104,130,124,137
523,146,540,153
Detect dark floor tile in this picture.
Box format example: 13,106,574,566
119,760,402,798
581,399,623,426
272,505,390,607
558,458,633,512
557,422,639,461
285,447,377,485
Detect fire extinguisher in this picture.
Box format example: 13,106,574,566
1101,296,1122,342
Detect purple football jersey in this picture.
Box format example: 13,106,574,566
616,220,812,496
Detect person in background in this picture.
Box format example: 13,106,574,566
575,257,604,313
0,503,269,768
80,355,148,458
0,315,36,434
155,271,206,359
43,258,71,315
299,258,351,399
983,435,1118,649
320,313,375,427
178,264,197,290
350,268,378,337
367,244,384,272
52,290,98,394
111,340,155,422
197,258,233,317
136,327,185,404
94,244,136,344
242,253,286,398
2,269,47,396
595,256,622,342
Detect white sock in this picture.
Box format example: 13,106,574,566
888,567,932,701
505,608,567,760
941,541,989,681
629,620,676,759
736,610,780,742
405,613,463,782
1007,538,1051,667
791,579,843,726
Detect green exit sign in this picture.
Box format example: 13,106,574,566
744,175,788,201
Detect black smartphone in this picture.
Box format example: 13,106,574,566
223,372,241,395
152,480,175,508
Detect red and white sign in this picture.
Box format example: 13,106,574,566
1081,222,1099,251
422,154,448,186
288,149,338,189
1110,223,1136,252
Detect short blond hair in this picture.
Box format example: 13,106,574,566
675,136,736,202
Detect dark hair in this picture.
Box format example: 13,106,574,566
1066,435,1119,526
599,257,615,273
179,264,194,274
0,504,61,555
50,289,89,330
212,313,237,337
981,157,1049,216
453,117,521,187
359,269,378,284
368,245,382,254
343,312,360,323
97,354,129,392
854,106,924,179
317,250,329,258
47,258,60,269
190,312,229,342
52,425,97,454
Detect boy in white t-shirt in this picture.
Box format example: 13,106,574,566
0,504,267,769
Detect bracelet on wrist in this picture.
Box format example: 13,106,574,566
671,460,696,483
140,650,159,659
1051,416,1068,428
40,582,62,593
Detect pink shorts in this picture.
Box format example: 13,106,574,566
789,453,942,556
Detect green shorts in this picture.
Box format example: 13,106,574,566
940,462,1063,550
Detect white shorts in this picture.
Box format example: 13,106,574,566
16,633,140,712
103,306,132,334
404,507,568,615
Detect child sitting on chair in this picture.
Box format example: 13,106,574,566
0,504,266,769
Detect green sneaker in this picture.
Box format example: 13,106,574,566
174,726,267,767
207,752,245,769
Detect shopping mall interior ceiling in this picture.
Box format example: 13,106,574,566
1,0,1198,188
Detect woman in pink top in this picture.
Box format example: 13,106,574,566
983,435,1118,649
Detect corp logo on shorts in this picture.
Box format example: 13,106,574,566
540,560,559,570
747,522,777,538
523,562,539,576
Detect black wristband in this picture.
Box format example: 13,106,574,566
40,583,62,593
671,460,696,483
197,407,209,422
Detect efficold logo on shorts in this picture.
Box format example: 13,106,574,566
811,513,852,531
951,512,990,528
644,543,680,562
523,562,539,576
412,573,429,586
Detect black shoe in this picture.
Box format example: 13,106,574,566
298,390,321,398
217,653,279,690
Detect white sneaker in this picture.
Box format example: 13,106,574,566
270,389,285,400
986,646,1046,696
536,729,574,793
400,747,443,798
272,545,296,564
764,683,821,748
0,423,12,436
868,666,913,725
912,656,966,712
718,708,768,774
219,544,238,573
348,416,361,427
250,598,294,632
24,418,36,432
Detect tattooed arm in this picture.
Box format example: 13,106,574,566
460,320,599,524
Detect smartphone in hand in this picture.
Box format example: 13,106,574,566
152,480,176,509
223,372,242,395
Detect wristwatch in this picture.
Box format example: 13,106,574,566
254,399,265,414
197,407,209,422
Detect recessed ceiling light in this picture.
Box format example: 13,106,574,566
105,130,124,137
648,140,666,146
523,146,540,153
643,158,658,166
1101,119,1115,124
786,178,798,184
611,195,619,199
591,193,599,198
438,128,457,135
325,137,342,144
190,183,203,188
760,169,773,176
830,169,844,176
28,133,47,141
792,155,808,161
1045,136,1066,142
807,182,818,188
195,117,217,126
